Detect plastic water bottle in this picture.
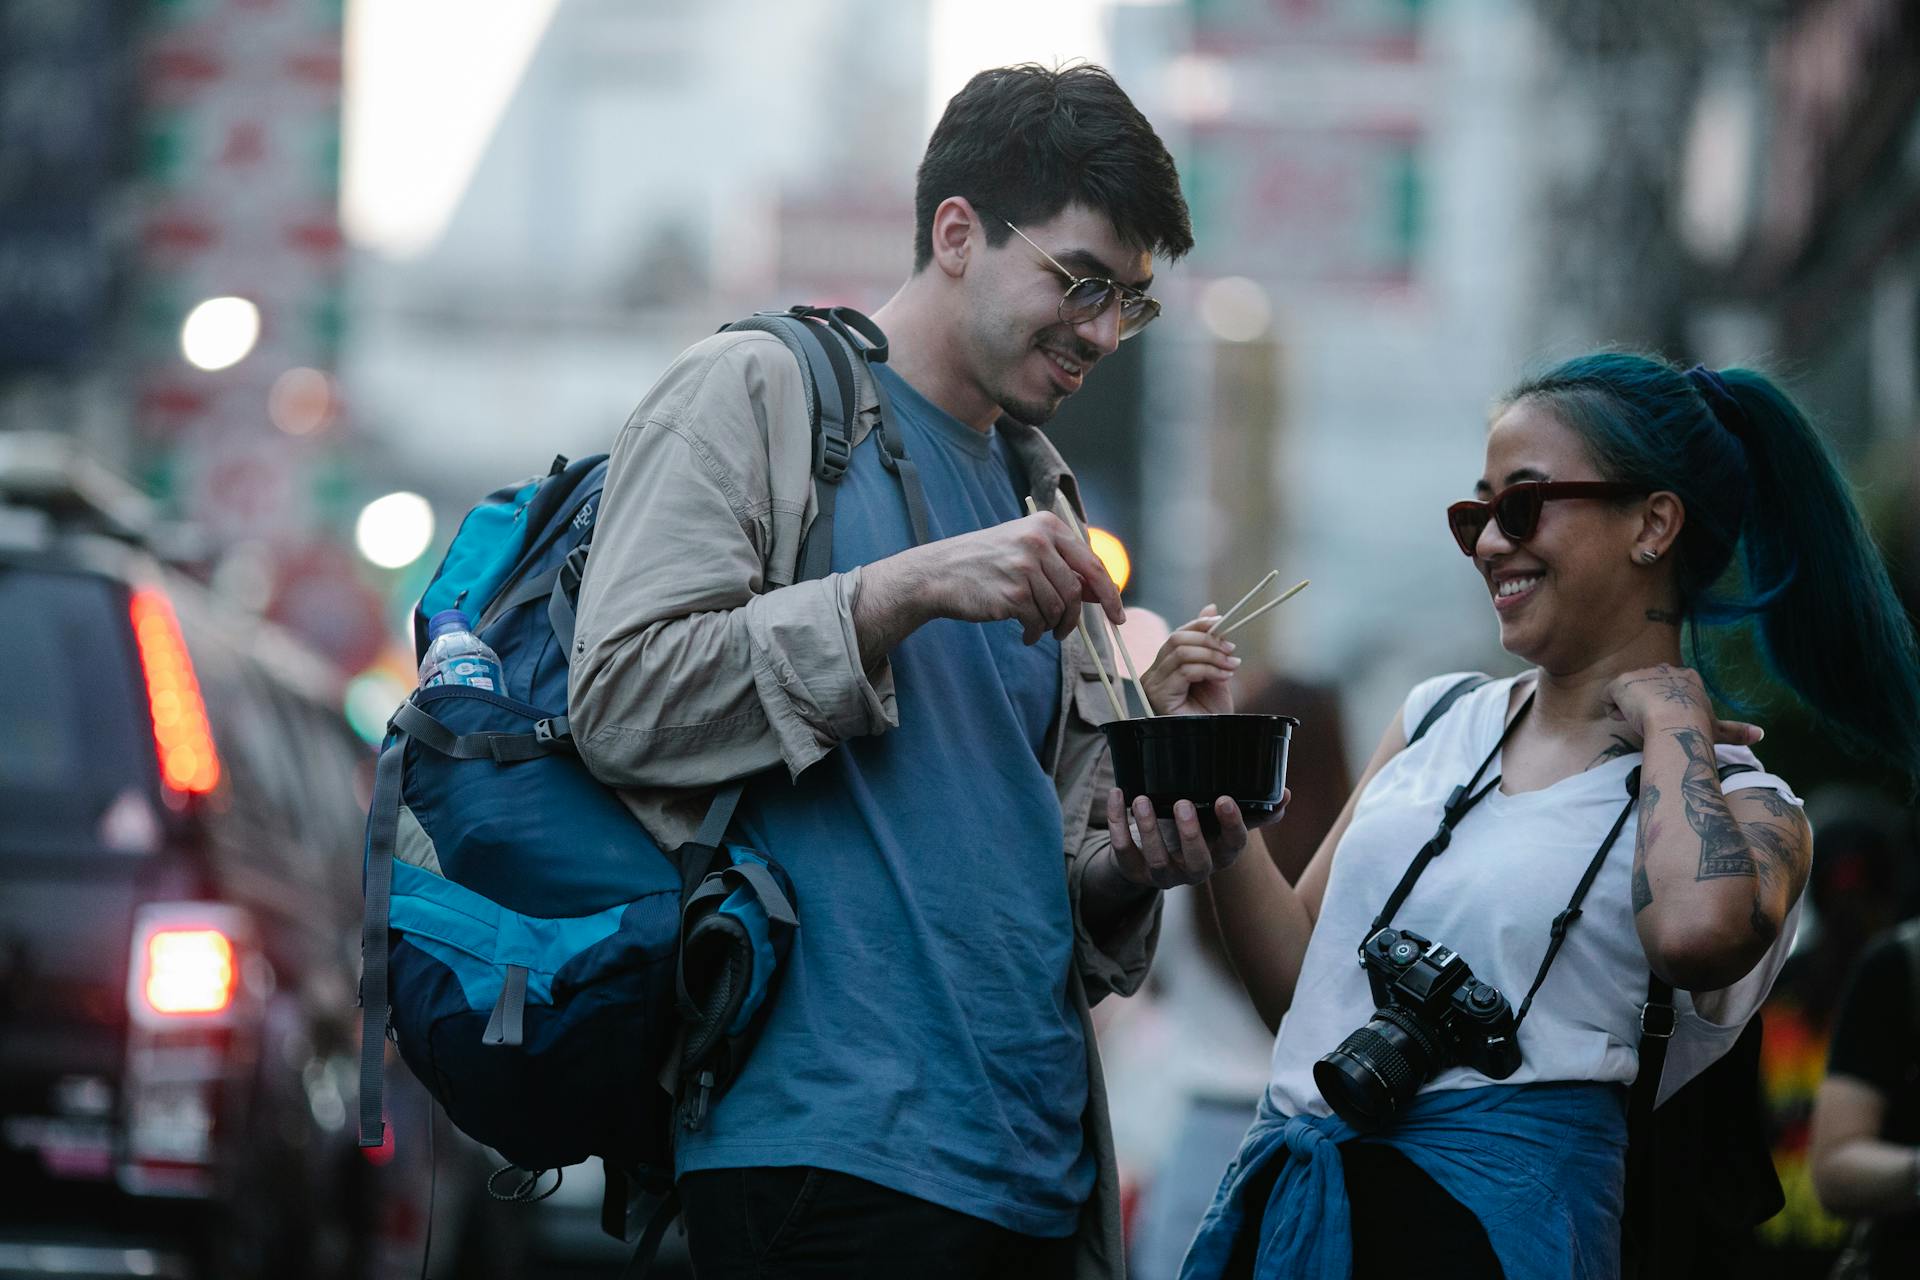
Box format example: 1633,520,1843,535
419,609,504,692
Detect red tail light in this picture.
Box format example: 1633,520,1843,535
126,905,256,1029
120,905,262,1197
129,588,221,796
143,929,236,1016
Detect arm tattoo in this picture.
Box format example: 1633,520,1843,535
1672,728,1753,880
1745,789,1798,820
1589,734,1639,769
1743,821,1798,894
1625,667,1708,711
1743,819,1807,941
1631,782,1660,915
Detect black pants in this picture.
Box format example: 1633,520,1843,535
1222,1141,1504,1279
678,1166,1077,1279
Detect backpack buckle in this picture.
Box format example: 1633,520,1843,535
1639,1001,1677,1039
814,425,851,483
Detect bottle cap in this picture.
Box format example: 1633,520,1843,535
426,609,472,640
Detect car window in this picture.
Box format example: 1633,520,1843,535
0,566,154,855
280,690,372,863
171,596,370,880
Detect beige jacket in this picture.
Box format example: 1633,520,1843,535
568,328,1159,1277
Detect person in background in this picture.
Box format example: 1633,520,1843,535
1808,911,1920,1278
1120,354,1920,1277
1751,788,1913,1276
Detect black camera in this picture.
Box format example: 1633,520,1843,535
1312,926,1522,1131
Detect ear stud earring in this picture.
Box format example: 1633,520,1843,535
1639,549,1659,564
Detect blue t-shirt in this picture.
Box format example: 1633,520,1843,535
675,362,1091,1236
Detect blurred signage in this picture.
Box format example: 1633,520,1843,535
1185,123,1423,290
1168,0,1430,295
1187,0,1428,56
132,0,347,542
124,0,367,672
0,0,135,370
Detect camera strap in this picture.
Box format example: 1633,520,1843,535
1512,772,1639,1028
1366,689,1644,1035
1367,691,1533,936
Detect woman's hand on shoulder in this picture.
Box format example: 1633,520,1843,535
1141,607,1240,716
1603,664,1762,748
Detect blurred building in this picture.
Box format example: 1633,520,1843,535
343,0,930,509
0,2,142,462
1530,0,1919,471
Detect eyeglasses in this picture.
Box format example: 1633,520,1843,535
999,218,1162,340
1445,481,1644,556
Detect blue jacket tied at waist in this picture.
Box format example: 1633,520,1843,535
1181,1084,1628,1280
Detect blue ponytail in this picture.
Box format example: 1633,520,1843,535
1507,353,1920,776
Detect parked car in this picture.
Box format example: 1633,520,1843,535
0,435,516,1279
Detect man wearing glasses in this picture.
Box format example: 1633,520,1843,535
571,64,1227,1278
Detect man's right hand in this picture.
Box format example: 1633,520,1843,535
855,512,1126,657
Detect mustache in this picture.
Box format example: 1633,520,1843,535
1039,329,1103,368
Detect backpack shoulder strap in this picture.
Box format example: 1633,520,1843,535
1406,674,1492,746
721,311,860,582
1622,967,1675,1277
722,307,933,581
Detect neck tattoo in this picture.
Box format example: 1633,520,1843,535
1645,607,1682,626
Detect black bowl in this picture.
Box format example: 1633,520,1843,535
1101,713,1298,830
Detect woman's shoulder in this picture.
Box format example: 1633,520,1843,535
1402,670,1518,741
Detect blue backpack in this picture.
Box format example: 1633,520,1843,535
357,306,929,1255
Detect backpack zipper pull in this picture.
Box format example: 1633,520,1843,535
684,1068,716,1131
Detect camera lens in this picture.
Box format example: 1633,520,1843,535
1313,1005,1446,1132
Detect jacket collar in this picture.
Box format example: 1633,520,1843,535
998,417,1087,524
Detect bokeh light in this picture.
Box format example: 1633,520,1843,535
268,367,338,436
354,492,435,569
179,296,261,371
344,668,412,745
1088,526,1132,594
1198,277,1272,344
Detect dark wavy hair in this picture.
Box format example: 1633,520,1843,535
1506,353,1920,774
913,63,1193,271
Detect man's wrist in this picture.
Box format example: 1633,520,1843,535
1088,843,1157,905
852,551,936,661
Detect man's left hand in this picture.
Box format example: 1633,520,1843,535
1104,787,1289,889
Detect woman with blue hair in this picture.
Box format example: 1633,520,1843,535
1123,355,1920,1278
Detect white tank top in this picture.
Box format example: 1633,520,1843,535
1266,672,1804,1117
